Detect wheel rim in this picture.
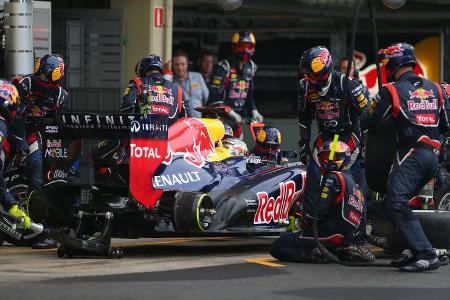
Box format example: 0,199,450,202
438,193,450,210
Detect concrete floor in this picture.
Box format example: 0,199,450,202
0,236,449,300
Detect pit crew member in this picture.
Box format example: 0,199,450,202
13,54,68,191
207,31,263,138
361,42,450,272
122,54,193,123
297,46,370,242
270,140,373,263
0,81,32,230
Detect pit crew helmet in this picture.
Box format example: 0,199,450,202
0,80,19,122
317,140,351,174
255,126,282,156
378,43,416,82
135,54,164,77
34,54,65,83
300,46,333,94
222,138,248,156
231,31,255,62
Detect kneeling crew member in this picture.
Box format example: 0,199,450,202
270,140,373,263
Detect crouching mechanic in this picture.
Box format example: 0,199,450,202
207,31,263,139
0,81,31,229
122,54,193,122
361,43,450,272
252,126,282,162
270,140,374,263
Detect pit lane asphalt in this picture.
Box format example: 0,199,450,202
0,237,449,300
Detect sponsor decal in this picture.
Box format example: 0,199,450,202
130,144,161,158
44,147,68,158
149,85,172,95
244,199,258,213
233,80,249,90
191,82,200,90
149,93,174,105
317,111,340,120
0,217,22,240
164,119,216,168
348,195,363,212
407,99,438,111
130,120,168,133
247,156,262,164
347,210,361,226
47,139,62,148
254,180,300,225
368,99,378,115
416,114,436,124
45,125,59,134
153,171,201,188
61,113,137,131
229,90,248,99
409,88,435,101
323,120,339,128
47,169,68,181
212,79,222,85
151,104,170,115
316,101,339,111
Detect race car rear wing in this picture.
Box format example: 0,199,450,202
43,112,170,210
43,112,141,139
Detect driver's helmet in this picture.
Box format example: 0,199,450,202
317,140,351,174
231,31,255,62
223,124,234,139
255,126,281,156
222,138,248,156
378,43,416,82
300,46,333,93
0,80,19,120
135,54,163,77
34,54,65,83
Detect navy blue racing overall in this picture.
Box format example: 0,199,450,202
121,72,191,124
361,71,450,259
298,71,369,232
207,56,257,138
13,76,68,190
270,170,365,262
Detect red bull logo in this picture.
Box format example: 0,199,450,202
163,118,216,168
409,88,435,101
316,101,339,111
150,85,172,95
381,44,404,58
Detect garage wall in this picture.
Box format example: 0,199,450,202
53,9,124,112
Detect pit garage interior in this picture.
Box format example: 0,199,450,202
1,0,450,150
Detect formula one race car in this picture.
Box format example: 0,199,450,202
20,108,306,257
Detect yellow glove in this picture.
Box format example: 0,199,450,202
8,205,31,229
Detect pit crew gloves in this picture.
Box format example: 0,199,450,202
228,110,242,124
252,109,264,122
8,204,31,229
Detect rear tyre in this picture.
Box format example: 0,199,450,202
173,192,215,232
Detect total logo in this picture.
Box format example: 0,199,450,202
254,180,300,225
130,144,161,158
